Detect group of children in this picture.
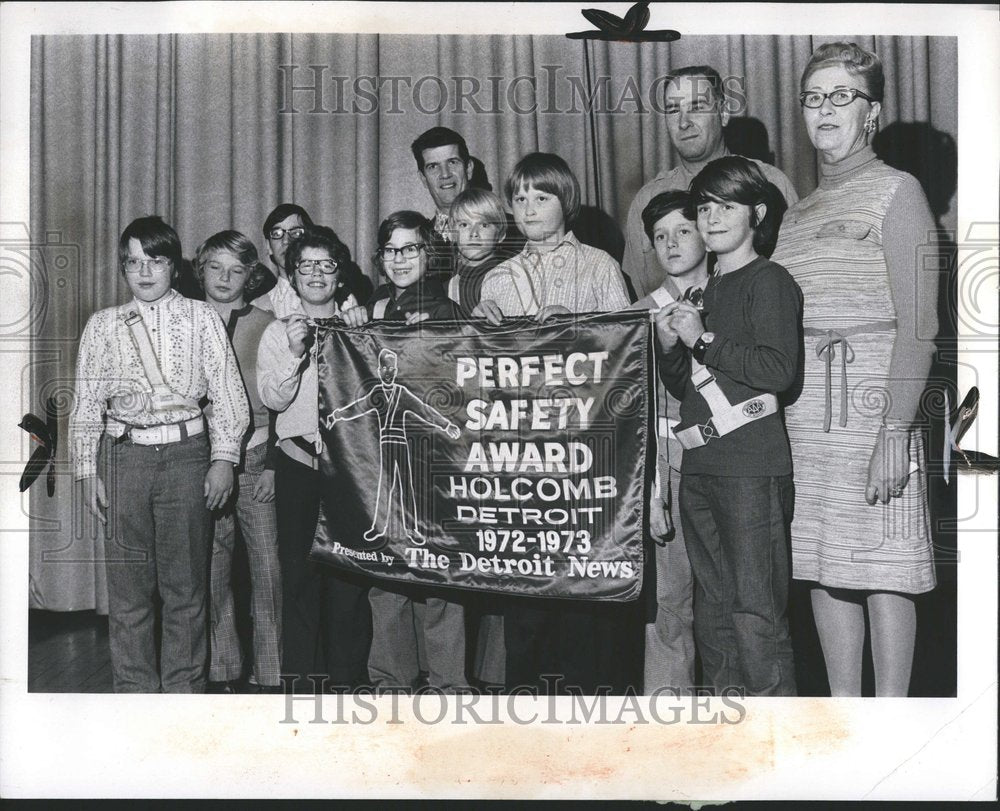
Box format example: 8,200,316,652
262,149,800,696
77,146,803,696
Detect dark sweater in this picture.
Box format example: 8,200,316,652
453,253,507,315
659,255,802,477
366,277,460,321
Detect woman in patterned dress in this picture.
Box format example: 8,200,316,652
771,43,938,696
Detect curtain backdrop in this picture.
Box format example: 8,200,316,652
28,33,957,611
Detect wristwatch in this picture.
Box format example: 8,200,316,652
692,331,715,363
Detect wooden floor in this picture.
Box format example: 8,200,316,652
29,609,113,693
27,570,957,695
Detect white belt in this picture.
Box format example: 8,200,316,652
114,416,205,446
670,358,779,449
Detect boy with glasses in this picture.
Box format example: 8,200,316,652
70,216,249,692
255,203,371,316
257,224,372,691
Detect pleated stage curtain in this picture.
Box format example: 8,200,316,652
27,33,957,611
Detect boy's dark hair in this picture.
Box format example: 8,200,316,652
285,225,353,300
262,203,313,238
504,152,581,224
665,65,726,108
410,127,470,172
374,210,433,266
118,216,182,280
641,190,694,244
193,230,270,296
688,156,788,258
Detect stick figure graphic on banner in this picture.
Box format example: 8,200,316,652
325,348,461,545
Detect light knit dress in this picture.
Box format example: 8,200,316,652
771,147,936,594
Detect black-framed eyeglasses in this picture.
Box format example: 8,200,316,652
799,88,875,109
380,243,426,261
268,226,306,240
295,259,339,275
124,257,171,274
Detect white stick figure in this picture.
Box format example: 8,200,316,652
326,348,460,545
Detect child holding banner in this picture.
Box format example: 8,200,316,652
445,188,509,316
469,152,637,693
257,224,373,692
474,152,630,323
630,190,711,694
341,211,468,692
655,156,800,696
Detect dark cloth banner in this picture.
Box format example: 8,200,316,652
311,311,652,601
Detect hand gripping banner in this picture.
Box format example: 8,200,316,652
311,311,652,601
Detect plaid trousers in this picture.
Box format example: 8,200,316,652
209,442,282,685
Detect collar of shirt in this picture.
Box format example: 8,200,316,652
130,288,180,315
653,147,732,187
433,212,452,238
521,231,581,266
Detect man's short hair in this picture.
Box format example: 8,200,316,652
503,152,581,224
262,203,314,239
284,224,353,295
193,230,270,296
379,348,398,364
664,65,726,107
641,190,694,245
448,188,508,244
410,127,470,173
118,216,182,278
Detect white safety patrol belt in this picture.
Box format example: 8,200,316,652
372,298,389,319
119,306,200,414
673,357,778,449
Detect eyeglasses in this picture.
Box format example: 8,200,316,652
204,261,249,276
268,226,306,240
295,259,339,275
799,88,875,108
124,257,171,274
380,243,425,261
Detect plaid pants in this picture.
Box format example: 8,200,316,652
209,442,282,685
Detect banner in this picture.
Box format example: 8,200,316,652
311,311,652,601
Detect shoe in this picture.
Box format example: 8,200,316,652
206,680,238,694
363,528,385,543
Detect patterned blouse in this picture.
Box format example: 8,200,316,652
70,289,249,479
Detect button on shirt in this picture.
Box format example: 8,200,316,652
478,231,630,317
69,289,250,479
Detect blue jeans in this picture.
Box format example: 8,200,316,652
679,474,797,696
102,433,211,692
